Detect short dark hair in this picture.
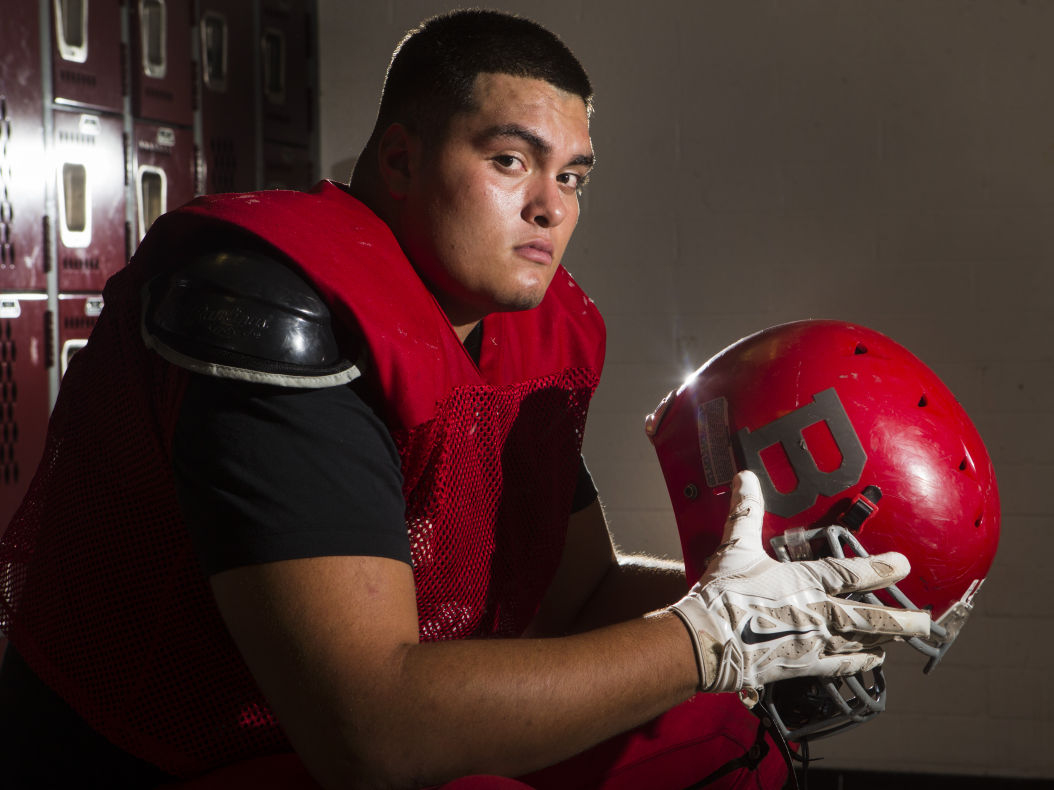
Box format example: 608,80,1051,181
375,9,593,144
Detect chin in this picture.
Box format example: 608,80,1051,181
501,284,551,313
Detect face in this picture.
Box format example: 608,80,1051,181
393,73,594,337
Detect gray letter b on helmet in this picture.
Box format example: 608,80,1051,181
737,388,866,518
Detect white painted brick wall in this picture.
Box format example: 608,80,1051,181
318,0,1054,779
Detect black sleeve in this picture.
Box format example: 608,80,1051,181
172,375,410,577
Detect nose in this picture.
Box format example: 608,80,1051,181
522,176,568,229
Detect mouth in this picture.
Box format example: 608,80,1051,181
515,239,555,265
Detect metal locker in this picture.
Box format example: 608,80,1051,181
130,0,194,126
0,1,47,292
260,0,314,147
262,140,314,191
199,0,259,194
132,120,194,241
57,293,103,380
0,295,50,536
53,109,128,293
50,0,124,114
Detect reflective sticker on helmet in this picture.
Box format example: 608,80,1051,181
697,397,736,487
737,388,867,518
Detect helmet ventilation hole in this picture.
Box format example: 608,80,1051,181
854,343,868,355
918,394,928,407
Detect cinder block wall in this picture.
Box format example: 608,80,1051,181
318,1,1053,779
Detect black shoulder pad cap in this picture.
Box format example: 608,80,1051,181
142,248,361,388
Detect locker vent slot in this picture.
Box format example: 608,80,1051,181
0,97,13,270
0,320,20,487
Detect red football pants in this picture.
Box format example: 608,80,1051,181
164,694,788,789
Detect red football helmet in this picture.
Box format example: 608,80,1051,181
647,320,1000,740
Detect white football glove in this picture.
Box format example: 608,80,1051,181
670,470,930,699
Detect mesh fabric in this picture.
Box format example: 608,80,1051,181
398,372,596,642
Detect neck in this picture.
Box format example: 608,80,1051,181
348,146,482,345
451,319,481,344
347,143,396,226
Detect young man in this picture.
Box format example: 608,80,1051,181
0,11,926,789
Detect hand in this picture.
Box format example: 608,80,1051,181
669,471,930,698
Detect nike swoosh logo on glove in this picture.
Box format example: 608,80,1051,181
741,617,821,645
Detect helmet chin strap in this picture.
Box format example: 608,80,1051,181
683,710,802,790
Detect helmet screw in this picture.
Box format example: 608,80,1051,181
683,483,699,500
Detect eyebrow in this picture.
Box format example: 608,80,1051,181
479,123,595,169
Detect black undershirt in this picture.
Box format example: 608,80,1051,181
173,376,413,577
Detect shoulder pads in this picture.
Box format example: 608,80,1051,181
142,248,361,388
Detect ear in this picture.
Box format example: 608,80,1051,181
377,123,419,199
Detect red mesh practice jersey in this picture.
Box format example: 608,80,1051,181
0,183,606,775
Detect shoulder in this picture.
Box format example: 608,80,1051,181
142,246,361,388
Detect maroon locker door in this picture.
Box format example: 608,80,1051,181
51,0,124,113
0,296,50,536
199,0,259,194
260,0,314,147
132,121,194,241
0,1,47,292
57,292,103,380
53,109,128,293
130,0,194,126
262,140,314,191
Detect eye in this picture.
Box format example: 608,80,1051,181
558,171,589,192
492,154,524,171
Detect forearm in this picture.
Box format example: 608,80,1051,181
569,553,687,633
525,498,688,637
294,611,698,790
